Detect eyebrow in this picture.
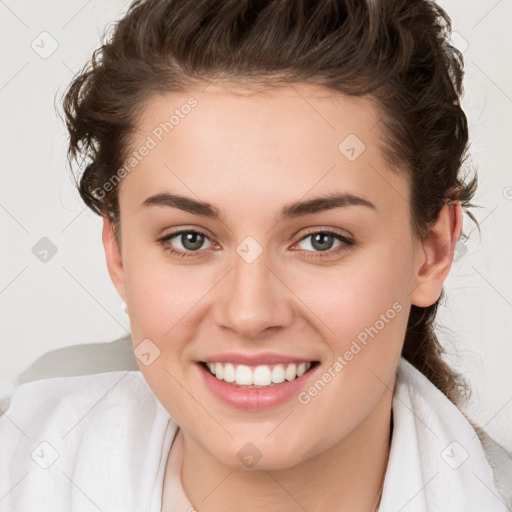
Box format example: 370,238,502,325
141,192,376,221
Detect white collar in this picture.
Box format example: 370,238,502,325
378,358,507,511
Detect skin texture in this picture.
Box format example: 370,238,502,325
102,82,462,511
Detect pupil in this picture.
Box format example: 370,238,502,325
182,232,203,250
312,233,333,251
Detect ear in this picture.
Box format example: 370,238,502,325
102,216,127,303
410,201,463,307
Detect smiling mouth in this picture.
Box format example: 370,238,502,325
199,361,320,388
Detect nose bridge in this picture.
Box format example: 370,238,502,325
214,244,294,338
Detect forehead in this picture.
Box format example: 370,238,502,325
134,81,381,155
120,82,409,224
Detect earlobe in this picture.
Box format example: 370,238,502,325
410,201,463,308
102,216,127,303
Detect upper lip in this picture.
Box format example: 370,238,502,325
200,352,318,366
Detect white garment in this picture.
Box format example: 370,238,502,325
0,357,508,512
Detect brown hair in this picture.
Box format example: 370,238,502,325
62,0,478,406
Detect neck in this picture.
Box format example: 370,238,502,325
178,388,393,512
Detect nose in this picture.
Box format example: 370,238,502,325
213,250,295,339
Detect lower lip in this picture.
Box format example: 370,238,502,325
197,362,319,410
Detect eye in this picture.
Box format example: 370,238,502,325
293,230,354,258
157,228,355,260
157,229,215,258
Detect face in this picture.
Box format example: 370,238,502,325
103,82,456,470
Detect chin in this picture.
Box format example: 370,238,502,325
203,435,314,472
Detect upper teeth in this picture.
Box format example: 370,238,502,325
205,362,312,387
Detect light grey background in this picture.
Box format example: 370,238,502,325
1,0,511,450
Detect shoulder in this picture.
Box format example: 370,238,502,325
395,357,512,510
0,371,173,511
0,369,169,447
14,336,139,386
1,369,158,427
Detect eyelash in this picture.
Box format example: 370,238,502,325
156,229,355,260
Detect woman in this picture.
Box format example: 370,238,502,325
1,0,510,511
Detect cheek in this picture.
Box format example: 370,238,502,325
122,248,209,341
291,241,414,351
121,250,212,420
285,247,413,453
